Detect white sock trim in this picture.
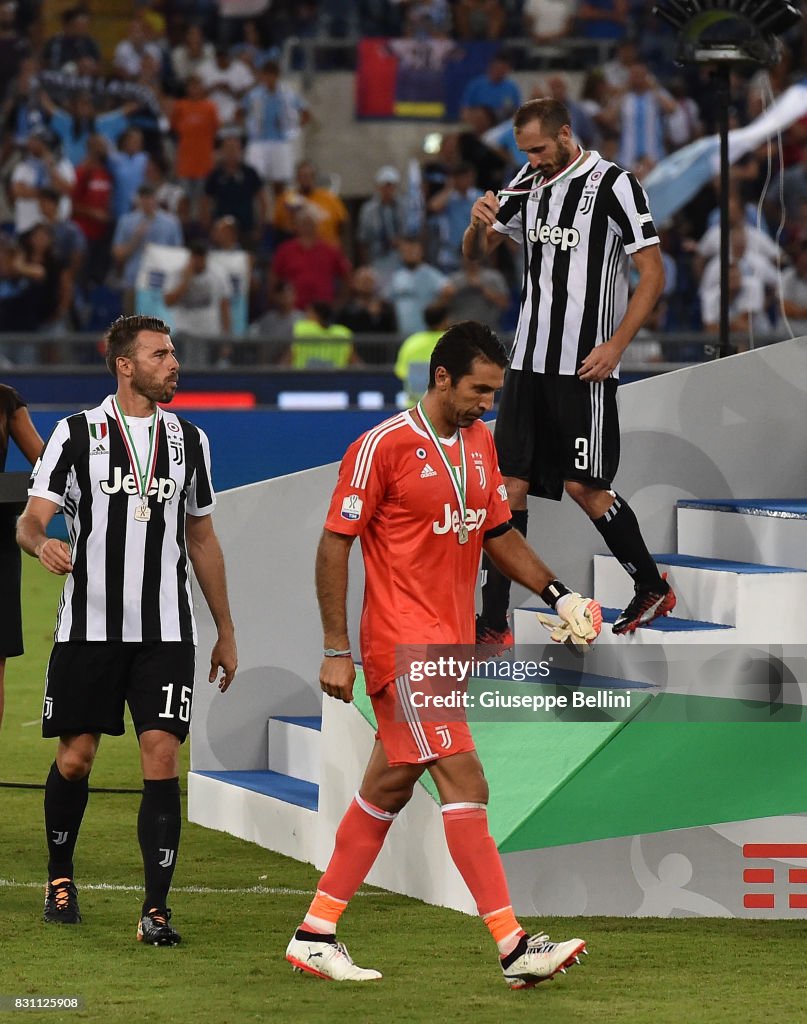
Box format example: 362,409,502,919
355,791,398,821
482,904,513,920
441,801,487,814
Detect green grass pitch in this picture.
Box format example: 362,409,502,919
1,559,804,1023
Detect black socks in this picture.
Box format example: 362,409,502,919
138,777,181,914
45,761,89,881
592,494,663,590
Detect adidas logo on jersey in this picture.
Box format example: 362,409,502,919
420,463,438,479
90,444,108,456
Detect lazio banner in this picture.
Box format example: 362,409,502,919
135,243,250,335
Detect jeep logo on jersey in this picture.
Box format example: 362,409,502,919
100,467,177,502
432,503,487,537
527,220,580,251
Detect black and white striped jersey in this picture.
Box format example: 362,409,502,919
29,395,216,643
493,150,659,377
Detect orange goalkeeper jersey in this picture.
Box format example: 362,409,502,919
325,410,511,691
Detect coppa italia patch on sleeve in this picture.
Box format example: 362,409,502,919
341,494,363,520
638,213,654,224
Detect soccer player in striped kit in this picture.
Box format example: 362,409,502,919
17,315,237,944
464,97,675,644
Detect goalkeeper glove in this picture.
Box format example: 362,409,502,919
537,593,602,650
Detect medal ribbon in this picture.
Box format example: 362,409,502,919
417,402,467,531
111,398,161,504
497,147,587,198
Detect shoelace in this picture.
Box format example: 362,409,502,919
145,908,171,928
525,933,556,954
50,879,73,910
332,942,354,964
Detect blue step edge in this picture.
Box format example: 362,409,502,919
518,606,731,632
193,770,318,811
678,498,807,520
631,553,804,574
271,715,322,731
600,607,731,632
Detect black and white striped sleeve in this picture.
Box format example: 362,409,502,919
186,425,216,516
28,417,74,506
608,171,660,255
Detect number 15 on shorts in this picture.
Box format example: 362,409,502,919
159,683,192,722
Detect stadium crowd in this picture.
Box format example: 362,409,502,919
1,0,806,372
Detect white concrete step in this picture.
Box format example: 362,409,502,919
267,715,321,785
594,553,807,639
677,499,807,570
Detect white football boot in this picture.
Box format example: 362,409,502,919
501,933,587,989
286,935,382,981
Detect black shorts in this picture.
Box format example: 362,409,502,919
42,641,196,741
494,370,620,500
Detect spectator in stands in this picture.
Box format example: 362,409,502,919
11,128,76,237
37,187,86,281
601,38,638,92
617,62,676,175
144,154,189,226
42,7,100,71
575,0,628,41
202,133,266,246
699,231,776,350
171,23,215,85
274,160,349,251
338,265,398,364
113,17,164,81
229,19,276,73
664,76,702,153
524,0,575,45
356,165,407,281
40,90,137,169
111,184,183,311
71,134,114,286
453,0,506,40
446,105,509,194
394,302,448,406
242,60,310,194
695,194,781,280
164,238,232,367
440,254,509,330
427,162,482,273
198,45,255,125
163,75,219,218
385,236,447,337
780,242,807,337
270,207,351,311
249,279,303,361
108,127,149,219
460,52,521,124
578,69,619,145
287,300,357,369
1,55,43,152
0,1,30,103
0,223,70,335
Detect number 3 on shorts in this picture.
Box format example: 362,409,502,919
158,683,192,722
574,437,589,471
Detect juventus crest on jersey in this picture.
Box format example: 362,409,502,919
29,395,216,644
494,150,659,377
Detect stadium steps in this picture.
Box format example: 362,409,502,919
594,552,807,640
677,498,807,570
188,717,322,864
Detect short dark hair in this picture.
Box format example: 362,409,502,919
104,314,170,377
428,320,508,388
513,98,571,137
